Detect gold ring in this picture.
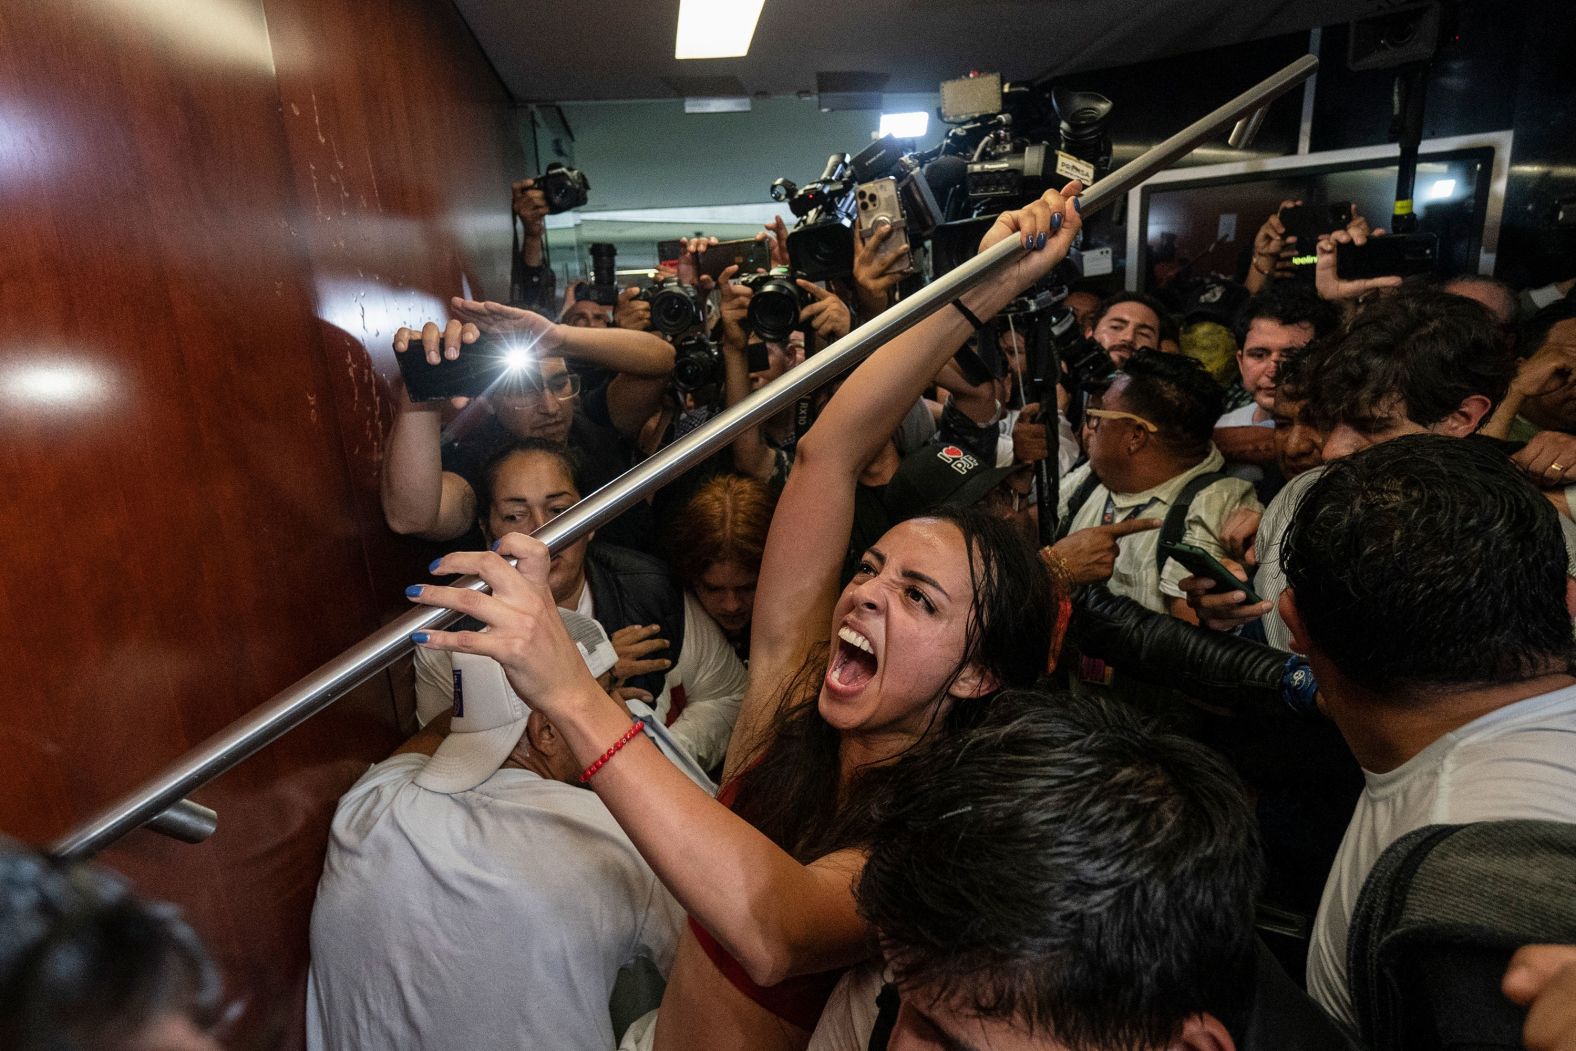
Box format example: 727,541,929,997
1552,462,1566,474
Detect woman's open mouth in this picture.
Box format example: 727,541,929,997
826,625,879,694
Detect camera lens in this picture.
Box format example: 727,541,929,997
649,282,704,336
672,335,719,392
746,276,802,343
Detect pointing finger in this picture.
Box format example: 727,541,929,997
1098,517,1163,538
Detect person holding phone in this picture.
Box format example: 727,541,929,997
380,303,675,552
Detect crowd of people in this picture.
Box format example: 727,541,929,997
9,176,1576,1051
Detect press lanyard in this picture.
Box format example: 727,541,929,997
1101,492,1156,526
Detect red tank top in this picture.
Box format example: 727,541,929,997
685,774,848,1033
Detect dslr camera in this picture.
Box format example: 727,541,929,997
638,278,708,336
672,333,724,393
537,162,590,214
737,269,810,343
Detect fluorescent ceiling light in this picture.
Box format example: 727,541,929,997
1425,178,1457,200
676,0,765,59
879,111,930,139
685,96,752,113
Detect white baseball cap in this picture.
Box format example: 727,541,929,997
412,607,617,794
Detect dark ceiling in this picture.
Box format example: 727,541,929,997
453,0,1396,104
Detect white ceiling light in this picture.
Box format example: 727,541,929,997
1425,178,1457,200
879,111,930,139
675,0,765,59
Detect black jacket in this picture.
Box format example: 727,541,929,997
586,543,686,700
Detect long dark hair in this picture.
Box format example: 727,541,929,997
729,506,1055,862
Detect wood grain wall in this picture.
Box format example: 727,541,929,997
0,0,522,1042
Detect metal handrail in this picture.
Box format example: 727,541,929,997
50,54,1317,860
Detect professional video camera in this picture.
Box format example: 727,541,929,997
574,242,620,307
537,162,590,214
638,278,708,336
672,333,724,393
737,268,809,343
935,79,1112,217
771,153,859,282
921,74,1115,278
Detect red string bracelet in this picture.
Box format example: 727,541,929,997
579,721,644,784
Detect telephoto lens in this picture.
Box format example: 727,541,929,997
638,278,708,336
739,270,808,343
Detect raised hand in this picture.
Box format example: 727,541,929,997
1246,200,1300,291
1315,221,1403,303
979,181,1083,292
851,223,910,311
717,265,752,349
796,280,852,342
447,297,562,351
511,178,548,238
615,285,651,332
756,215,792,268
393,317,479,367
407,537,606,719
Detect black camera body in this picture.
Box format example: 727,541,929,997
738,269,810,343
672,333,724,393
638,278,708,336
967,138,1052,213
538,162,590,214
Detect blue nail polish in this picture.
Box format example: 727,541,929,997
428,558,443,573
1037,232,1047,249
1051,213,1063,233
1073,196,1082,213
411,631,430,644
1023,233,1033,249
405,585,423,598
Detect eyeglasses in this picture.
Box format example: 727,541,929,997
1085,408,1159,433
506,371,581,401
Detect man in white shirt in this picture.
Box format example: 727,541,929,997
1276,436,1576,1030
307,612,683,1051
1058,349,1260,618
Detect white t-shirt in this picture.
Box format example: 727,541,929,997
1307,684,1576,1028
808,965,885,1051
307,754,682,1051
1216,403,1271,429
415,593,746,770
1216,403,1274,484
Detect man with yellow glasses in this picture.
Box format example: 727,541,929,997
1056,349,1262,622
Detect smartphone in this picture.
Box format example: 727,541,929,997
698,239,772,280
395,336,516,402
1336,232,1439,280
1278,202,1353,275
1159,540,1261,604
855,177,915,274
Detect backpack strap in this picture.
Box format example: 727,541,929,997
1055,469,1104,541
1156,471,1230,574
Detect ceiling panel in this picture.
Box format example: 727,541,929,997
453,0,1393,103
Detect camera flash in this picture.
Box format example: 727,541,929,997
503,348,531,372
